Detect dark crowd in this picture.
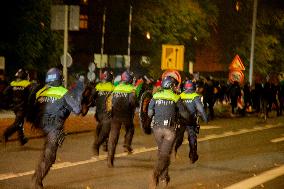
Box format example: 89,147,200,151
1,68,284,189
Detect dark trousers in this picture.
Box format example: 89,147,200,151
204,98,215,119
93,115,111,153
152,127,176,183
3,111,27,145
107,117,134,166
174,125,197,157
33,129,62,187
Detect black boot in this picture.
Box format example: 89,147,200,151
93,144,99,156
31,175,43,189
189,150,199,164
20,137,28,146
107,156,114,168
149,173,158,189
189,137,198,164
123,144,133,154
102,141,108,152
160,175,170,188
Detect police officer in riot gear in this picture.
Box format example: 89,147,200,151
31,68,83,189
107,70,137,168
92,70,114,156
2,68,32,145
148,76,190,189
174,80,208,164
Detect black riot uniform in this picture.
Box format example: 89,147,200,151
92,71,114,156
107,70,137,168
148,76,190,189
2,68,33,145
32,68,83,189
174,80,208,164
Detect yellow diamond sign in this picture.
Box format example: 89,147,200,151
161,45,184,71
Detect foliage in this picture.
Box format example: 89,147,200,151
132,0,218,78
0,0,63,79
217,0,284,79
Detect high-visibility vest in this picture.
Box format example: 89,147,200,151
153,89,180,103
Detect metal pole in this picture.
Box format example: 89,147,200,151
126,5,132,69
63,5,69,88
100,8,106,76
249,0,258,86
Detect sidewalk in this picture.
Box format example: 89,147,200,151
0,111,97,143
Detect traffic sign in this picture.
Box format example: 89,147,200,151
161,45,184,71
61,53,73,68
87,72,96,81
229,70,244,84
88,62,96,72
229,54,245,71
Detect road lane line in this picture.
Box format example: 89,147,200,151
201,125,221,129
271,137,284,143
0,123,282,181
224,165,284,189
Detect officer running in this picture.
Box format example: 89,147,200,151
148,76,190,189
2,68,34,146
92,70,114,156
107,70,137,168
174,80,208,163
31,68,83,189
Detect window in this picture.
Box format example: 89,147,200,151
80,14,88,29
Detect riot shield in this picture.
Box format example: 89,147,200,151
139,90,153,135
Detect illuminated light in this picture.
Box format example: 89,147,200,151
236,1,240,12
146,32,151,39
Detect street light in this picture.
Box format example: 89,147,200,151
146,32,151,40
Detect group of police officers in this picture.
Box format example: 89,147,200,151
1,67,208,189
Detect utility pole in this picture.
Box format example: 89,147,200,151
100,7,106,76
63,5,69,88
249,0,258,86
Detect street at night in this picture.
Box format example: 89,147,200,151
1,1,284,189
1,112,284,189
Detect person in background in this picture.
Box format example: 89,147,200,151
92,70,114,156
2,68,33,146
174,80,208,163
107,70,137,168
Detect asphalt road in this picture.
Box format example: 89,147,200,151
0,114,284,189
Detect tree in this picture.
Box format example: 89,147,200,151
217,0,284,79
132,0,218,78
0,0,63,80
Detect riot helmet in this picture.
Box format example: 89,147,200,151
15,68,28,80
100,70,113,82
183,80,196,92
161,76,178,89
121,70,134,84
45,68,63,86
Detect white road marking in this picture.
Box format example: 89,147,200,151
271,137,284,143
201,125,221,129
0,123,282,181
224,165,284,189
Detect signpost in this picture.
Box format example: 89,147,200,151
229,54,245,84
161,45,184,71
51,5,80,87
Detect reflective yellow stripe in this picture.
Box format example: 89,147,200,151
153,89,180,103
180,92,200,100
113,83,135,94
10,80,31,88
36,86,68,99
95,82,114,92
